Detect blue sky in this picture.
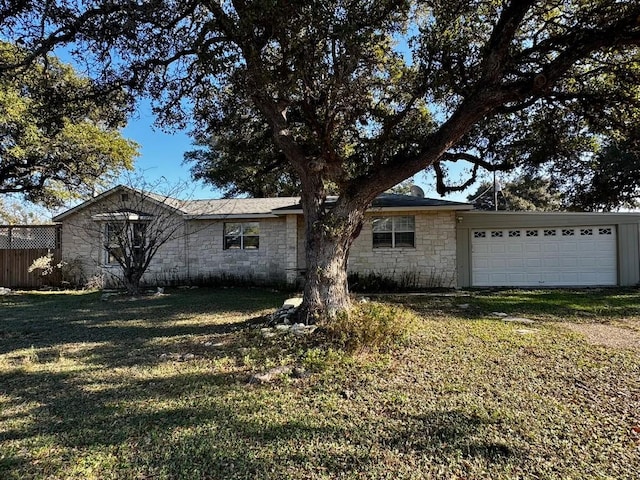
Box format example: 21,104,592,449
120,102,217,199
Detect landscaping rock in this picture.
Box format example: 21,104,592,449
269,298,303,325
249,365,292,384
515,328,538,335
260,328,278,339
491,312,508,317
283,297,303,308
503,317,535,325
0,287,12,295
291,323,317,336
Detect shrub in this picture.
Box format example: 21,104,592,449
348,268,453,293
322,302,419,352
28,253,60,277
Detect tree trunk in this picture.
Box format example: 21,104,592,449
297,194,366,324
122,267,143,295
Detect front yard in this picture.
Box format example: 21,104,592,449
0,288,638,479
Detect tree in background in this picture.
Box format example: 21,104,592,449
553,138,640,211
467,175,562,211
4,1,640,320
186,100,300,198
0,197,52,224
0,42,138,206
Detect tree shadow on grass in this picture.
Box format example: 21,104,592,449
0,365,353,478
0,287,284,357
384,410,519,462
1,363,522,478
393,288,640,323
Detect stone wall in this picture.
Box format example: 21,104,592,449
61,195,458,289
59,191,187,286
186,217,288,283
295,210,458,288
348,211,457,287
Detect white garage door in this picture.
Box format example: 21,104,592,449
471,226,617,287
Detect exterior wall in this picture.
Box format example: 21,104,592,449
348,211,458,288
60,192,460,289
186,217,289,283
59,191,187,286
456,211,640,287
294,210,458,288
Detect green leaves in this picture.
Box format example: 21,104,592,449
0,41,137,206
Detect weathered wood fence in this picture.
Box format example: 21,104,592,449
0,225,62,289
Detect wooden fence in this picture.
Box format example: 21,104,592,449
0,225,62,289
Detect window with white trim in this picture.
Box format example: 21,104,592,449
372,216,415,248
224,222,260,250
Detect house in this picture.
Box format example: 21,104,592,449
52,185,640,289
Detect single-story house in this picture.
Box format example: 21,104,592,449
52,185,640,289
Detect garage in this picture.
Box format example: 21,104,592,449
471,225,617,287
456,212,640,288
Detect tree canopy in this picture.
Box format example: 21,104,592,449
0,42,138,206
3,1,639,318
0,197,51,224
551,137,640,211
467,175,562,211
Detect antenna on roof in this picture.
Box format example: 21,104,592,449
409,185,425,198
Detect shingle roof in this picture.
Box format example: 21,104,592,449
372,193,471,208
178,197,301,216
53,184,471,222
272,193,472,212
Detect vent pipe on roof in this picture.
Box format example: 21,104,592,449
410,185,425,198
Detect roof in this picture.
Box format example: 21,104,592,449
180,197,301,217
272,193,473,213
52,185,471,222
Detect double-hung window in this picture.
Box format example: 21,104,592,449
224,222,260,250
104,221,146,265
372,216,415,248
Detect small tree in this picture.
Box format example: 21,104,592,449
78,180,189,295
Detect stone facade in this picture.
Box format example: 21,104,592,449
348,211,458,288
58,191,187,286
58,189,459,288
293,210,458,288
185,217,289,283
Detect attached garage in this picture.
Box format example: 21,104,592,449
456,212,640,288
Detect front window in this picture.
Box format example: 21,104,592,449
372,216,415,248
224,222,260,250
104,221,146,265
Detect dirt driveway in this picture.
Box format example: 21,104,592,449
562,322,640,350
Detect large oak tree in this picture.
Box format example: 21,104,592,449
0,41,138,206
3,1,640,320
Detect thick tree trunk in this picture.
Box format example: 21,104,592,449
297,193,366,324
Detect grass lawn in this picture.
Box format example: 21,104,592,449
0,287,638,479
